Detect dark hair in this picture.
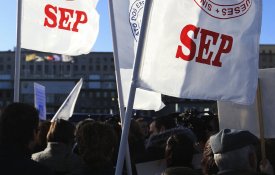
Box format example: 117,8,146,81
154,115,176,131
201,139,218,175
165,133,194,168
47,119,75,144
33,120,51,153
76,121,117,168
0,103,39,148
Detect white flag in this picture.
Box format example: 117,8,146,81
51,78,83,122
110,0,164,111
218,68,275,138
137,0,262,105
22,0,99,56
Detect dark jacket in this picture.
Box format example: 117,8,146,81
145,127,196,161
70,162,115,175
0,144,53,175
218,169,268,175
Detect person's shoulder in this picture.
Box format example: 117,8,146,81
163,166,202,175
0,158,54,175
26,159,54,175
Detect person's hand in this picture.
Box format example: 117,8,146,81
260,159,274,175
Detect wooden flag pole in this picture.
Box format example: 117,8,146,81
256,79,266,161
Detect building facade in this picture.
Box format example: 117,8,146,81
0,50,117,114
0,45,274,115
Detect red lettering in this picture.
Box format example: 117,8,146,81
212,34,233,67
72,11,88,32
176,24,233,67
43,4,88,32
58,7,74,31
44,4,57,28
196,29,219,65
176,24,199,61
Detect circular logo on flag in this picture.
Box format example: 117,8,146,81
129,0,145,41
193,0,252,19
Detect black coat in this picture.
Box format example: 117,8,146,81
0,144,53,175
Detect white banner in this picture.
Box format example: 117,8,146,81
34,83,46,120
218,68,275,138
22,0,99,55
137,0,262,105
110,0,164,111
51,78,83,122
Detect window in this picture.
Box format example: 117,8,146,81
30,65,34,74
7,65,11,71
81,65,86,71
96,65,100,71
66,65,70,71
89,65,93,71
37,65,42,73
103,65,108,71
45,65,49,74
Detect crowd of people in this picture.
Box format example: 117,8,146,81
0,102,274,175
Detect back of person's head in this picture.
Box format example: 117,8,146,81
162,167,200,175
201,139,218,175
165,133,195,168
75,121,117,168
75,118,95,136
150,115,176,136
155,115,176,131
33,120,51,153
210,129,258,172
47,119,75,145
0,103,39,148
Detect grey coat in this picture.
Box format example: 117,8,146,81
32,142,82,174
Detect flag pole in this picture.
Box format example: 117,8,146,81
114,0,153,174
256,79,266,160
108,0,133,174
14,0,23,102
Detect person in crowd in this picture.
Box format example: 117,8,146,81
128,119,147,175
162,133,200,175
0,103,53,175
266,139,275,169
210,129,274,175
32,119,81,175
148,115,177,137
145,115,196,161
72,118,95,155
32,120,51,153
71,121,118,175
129,119,146,162
201,139,218,175
135,117,151,139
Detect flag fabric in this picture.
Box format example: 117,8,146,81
22,0,99,56
25,54,36,61
111,0,164,111
51,78,83,122
136,0,262,105
53,55,61,61
218,68,275,138
61,55,74,62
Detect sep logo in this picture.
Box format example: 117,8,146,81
129,0,145,41
194,0,252,19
